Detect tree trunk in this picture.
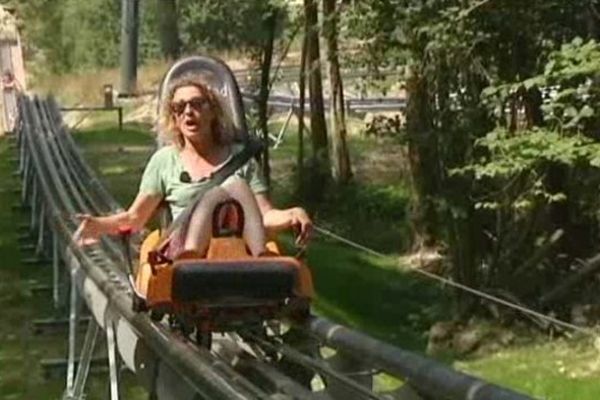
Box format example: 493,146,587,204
303,0,329,201
297,33,308,191
586,1,600,40
405,66,439,250
304,0,328,160
323,0,352,183
120,0,140,95
157,0,180,60
258,8,278,190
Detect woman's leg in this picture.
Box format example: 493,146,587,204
181,186,230,255
221,177,266,256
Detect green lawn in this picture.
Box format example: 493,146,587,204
0,136,146,399
0,136,70,399
456,337,600,399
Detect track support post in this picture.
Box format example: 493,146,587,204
106,314,122,400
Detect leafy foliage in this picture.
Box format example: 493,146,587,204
449,36,600,307
459,128,600,181
340,0,600,313
13,0,289,73
178,0,287,53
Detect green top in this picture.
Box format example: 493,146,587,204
139,144,268,220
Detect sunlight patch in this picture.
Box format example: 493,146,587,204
100,165,128,175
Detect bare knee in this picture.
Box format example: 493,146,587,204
182,187,230,251
222,176,254,198
200,186,230,207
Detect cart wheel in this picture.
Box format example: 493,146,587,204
150,309,165,322
287,298,310,322
195,331,212,349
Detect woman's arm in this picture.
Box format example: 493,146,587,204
255,193,313,245
74,192,163,245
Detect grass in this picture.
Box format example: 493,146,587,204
0,137,65,399
73,123,157,206
0,137,146,399
268,115,413,253
70,122,600,399
29,52,254,106
30,61,170,105
305,239,447,349
456,337,600,399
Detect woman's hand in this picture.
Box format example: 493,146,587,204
256,194,313,246
72,193,162,247
289,207,313,246
73,214,102,246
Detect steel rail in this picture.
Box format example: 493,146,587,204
37,95,395,400
38,99,109,215
42,97,137,265
16,95,267,400
30,96,125,278
305,316,534,400
46,96,123,213
34,97,127,265
241,90,406,113
245,332,386,400
42,109,325,399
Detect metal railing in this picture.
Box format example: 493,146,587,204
14,95,265,400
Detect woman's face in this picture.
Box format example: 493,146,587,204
171,85,215,143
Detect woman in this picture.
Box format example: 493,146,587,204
75,73,312,257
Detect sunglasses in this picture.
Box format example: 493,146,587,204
170,97,210,116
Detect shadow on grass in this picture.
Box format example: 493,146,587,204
73,123,154,146
280,235,449,352
0,136,149,399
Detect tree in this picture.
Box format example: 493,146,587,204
340,0,600,315
157,0,180,60
257,7,278,190
296,33,308,191
323,0,352,183
177,1,285,53
303,0,328,199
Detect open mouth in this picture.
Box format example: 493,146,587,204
184,119,199,130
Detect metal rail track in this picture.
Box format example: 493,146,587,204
140,66,406,114
237,65,406,113
17,94,268,400
241,91,406,114
233,64,403,86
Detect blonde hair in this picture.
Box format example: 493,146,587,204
158,73,234,148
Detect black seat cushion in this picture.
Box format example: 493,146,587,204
172,260,297,302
